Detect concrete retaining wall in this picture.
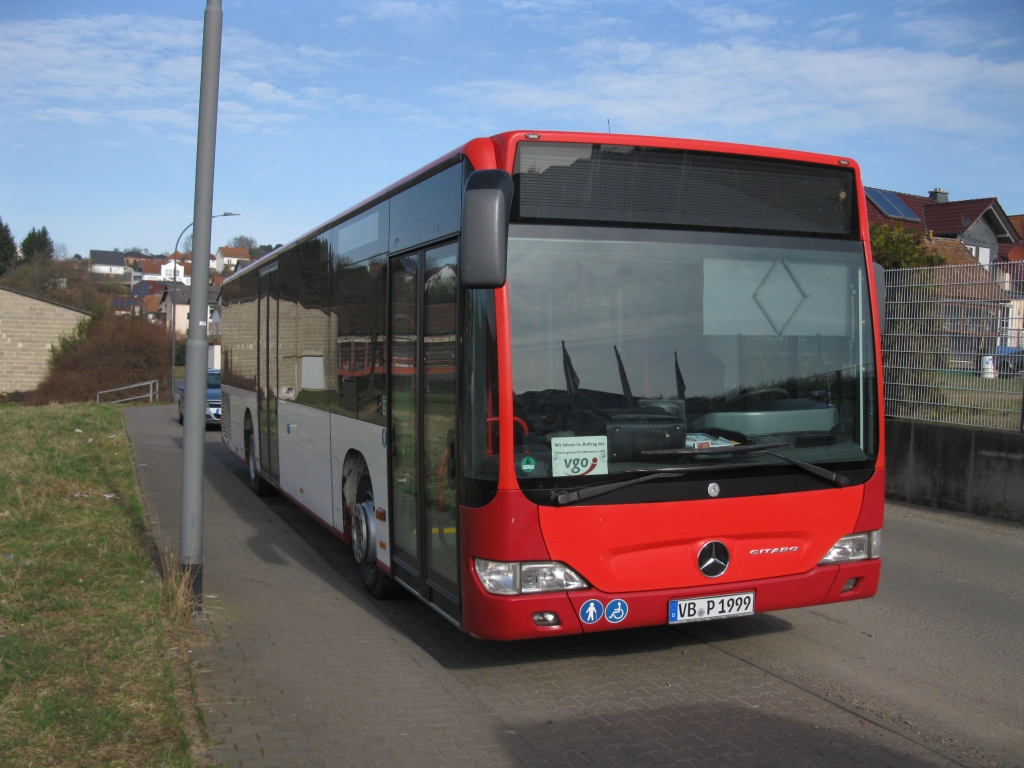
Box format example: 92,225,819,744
886,418,1024,524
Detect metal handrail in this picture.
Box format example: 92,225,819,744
96,380,160,404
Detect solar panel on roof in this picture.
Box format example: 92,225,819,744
880,190,920,222
865,187,920,222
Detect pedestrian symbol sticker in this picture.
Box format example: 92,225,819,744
580,599,603,624
605,599,628,623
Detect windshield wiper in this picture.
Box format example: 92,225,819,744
550,452,851,506
643,440,789,457
552,469,690,506
765,451,850,487
551,461,763,505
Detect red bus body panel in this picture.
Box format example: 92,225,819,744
538,485,865,594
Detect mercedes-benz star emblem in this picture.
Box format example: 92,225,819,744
698,541,730,578
707,482,720,497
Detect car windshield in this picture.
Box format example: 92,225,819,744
207,371,221,388
507,225,877,491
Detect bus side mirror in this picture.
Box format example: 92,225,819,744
873,261,886,334
461,170,514,288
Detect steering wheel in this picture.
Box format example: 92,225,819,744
726,388,790,403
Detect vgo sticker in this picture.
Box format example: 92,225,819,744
551,436,608,477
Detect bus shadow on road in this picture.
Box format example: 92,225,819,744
218,445,797,673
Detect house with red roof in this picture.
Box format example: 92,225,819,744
214,246,249,272
1008,215,1024,242
865,186,1020,265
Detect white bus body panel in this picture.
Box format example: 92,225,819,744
330,412,390,570
221,384,390,568
278,400,333,526
222,384,256,459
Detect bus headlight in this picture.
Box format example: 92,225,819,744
819,530,881,564
521,562,588,593
474,558,589,595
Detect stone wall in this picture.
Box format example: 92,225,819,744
0,287,89,393
885,417,1024,524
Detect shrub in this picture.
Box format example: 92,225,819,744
870,223,946,269
0,257,122,316
28,315,171,404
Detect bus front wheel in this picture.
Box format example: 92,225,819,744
354,474,402,599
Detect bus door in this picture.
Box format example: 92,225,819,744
257,265,280,483
388,242,460,620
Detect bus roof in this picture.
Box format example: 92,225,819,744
224,130,862,286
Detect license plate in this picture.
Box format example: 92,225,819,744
669,592,755,624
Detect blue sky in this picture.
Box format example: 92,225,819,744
1,1,1022,258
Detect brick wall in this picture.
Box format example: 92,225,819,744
0,288,89,393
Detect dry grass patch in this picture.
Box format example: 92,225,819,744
0,404,195,767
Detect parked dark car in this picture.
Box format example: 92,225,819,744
177,369,222,426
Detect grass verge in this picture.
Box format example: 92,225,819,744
0,403,198,766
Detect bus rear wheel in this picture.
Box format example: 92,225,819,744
354,475,402,599
247,431,274,497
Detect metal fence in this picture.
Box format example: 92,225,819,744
96,380,160,405
883,263,1024,431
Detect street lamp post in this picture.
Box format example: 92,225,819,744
180,0,225,609
170,212,239,400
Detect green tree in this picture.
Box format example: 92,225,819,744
869,223,944,269
20,226,54,262
0,216,17,276
250,243,280,259
0,257,120,315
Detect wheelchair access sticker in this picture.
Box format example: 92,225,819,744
605,599,628,623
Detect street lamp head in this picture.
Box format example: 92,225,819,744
217,212,240,217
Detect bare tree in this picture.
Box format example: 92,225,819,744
227,234,257,254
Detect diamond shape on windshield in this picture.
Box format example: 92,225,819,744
753,261,807,336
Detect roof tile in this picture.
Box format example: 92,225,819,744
922,198,997,237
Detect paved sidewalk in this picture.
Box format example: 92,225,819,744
126,406,520,767
125,405,954,768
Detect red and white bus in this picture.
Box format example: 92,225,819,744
219,131,885,640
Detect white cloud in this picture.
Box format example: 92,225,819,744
437,39,1024,145
896,15,976,48
0,14,346,134
366,2,455,21
116,108,194,129
688,5,776,32
35,107,105,125
813,26,859,45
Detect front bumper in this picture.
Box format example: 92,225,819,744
462,559,880,641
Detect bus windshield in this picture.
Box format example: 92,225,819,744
507,225,877,493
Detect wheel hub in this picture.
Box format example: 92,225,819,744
351,500,376,564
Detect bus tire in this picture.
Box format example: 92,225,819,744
247,430,274,497
355,474,402,599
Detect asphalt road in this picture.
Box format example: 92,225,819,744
140,409,1023,767
698,503,1024,767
